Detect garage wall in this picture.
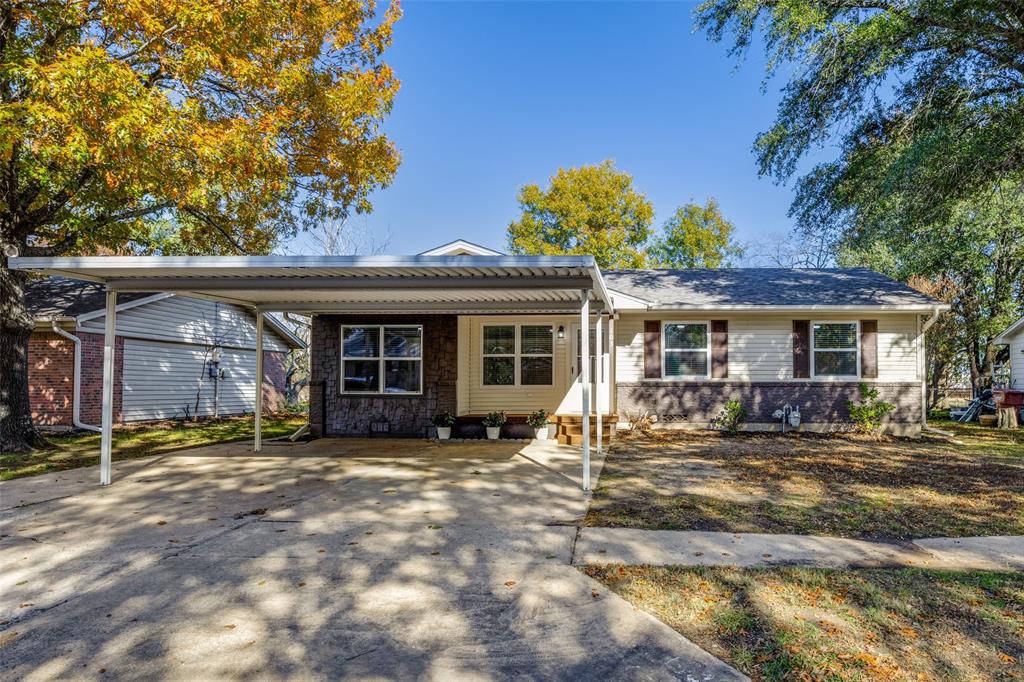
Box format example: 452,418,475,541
80,295,289,352
121,339,259,421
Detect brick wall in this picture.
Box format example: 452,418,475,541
79,332,124,425
263,350,288,412
310,315,457,437
28,331,75,426
617,380,923,429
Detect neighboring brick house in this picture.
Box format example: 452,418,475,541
26,278,304,429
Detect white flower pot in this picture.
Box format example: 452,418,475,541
436,426,451,440
485,426,501,440
534,426,549,441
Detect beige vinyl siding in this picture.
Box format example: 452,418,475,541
121,339,258,421
465,315,572,414
615,312,920,382
1010,335,1024,389
80,295,288,351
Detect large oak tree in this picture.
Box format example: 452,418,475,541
0,0,402,451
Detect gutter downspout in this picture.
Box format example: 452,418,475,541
918,306,944,430
51,321,101,432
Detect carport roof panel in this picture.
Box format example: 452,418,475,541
9,254,612,310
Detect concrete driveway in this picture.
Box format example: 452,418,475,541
0,438,743,681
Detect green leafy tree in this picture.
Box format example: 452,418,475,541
698,0,1024,228
838,182,1024,393
0,0,402,451
649,198,743,268
506,160,655,269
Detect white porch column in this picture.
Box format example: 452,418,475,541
596,309,604,454
609,314,617,422
580,290,591,491
255,311,264,452
99,288,116,485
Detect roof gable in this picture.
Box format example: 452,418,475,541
419,239,504,256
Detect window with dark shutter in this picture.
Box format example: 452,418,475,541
860,320,878,378
711,320,728,378
643,320,661,379
792,320,810,378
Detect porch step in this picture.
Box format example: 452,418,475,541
556,423,613,437
557,432,613,446
553,414,618,425
554,414,615,446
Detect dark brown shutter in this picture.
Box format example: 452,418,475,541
860,320,878,378
643,320,661,379
710,320,728,378
792,320,811,378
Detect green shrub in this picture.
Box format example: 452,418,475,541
846,382,895,435
525,410,549,428
431,411,456,427
482,411,507,428
712,400,747,436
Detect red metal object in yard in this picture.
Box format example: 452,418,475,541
993,389,1024,407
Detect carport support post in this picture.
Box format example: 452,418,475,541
255,311,263,452
99,288,116,485
596,309,603,454
580,290,591,491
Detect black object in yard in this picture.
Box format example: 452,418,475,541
958,389,996,423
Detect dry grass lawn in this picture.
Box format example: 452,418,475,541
585,564,1024,682
0,413,307,481
586,421,1024,539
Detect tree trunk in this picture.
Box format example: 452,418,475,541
0,264,48,452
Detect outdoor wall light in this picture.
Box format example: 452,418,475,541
557,325,565,340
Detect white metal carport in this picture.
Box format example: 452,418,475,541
10,255,615,490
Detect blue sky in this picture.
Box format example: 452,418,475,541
290,1,802,258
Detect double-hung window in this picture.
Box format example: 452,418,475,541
341,325,422,394
811,322,859,378
482,324,553,386
662,322,709,378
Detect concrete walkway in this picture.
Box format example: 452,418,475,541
575,527,1024,571
1,439,745,681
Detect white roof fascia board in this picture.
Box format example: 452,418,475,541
75,292,175,323
8,254,596,271
419,239,503,256
644,303,951,313
995,316,1024,344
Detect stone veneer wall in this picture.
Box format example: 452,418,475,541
309,315,457,437
616,381,922,431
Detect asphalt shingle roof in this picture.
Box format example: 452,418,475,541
24,277,155,320
602,268,940,307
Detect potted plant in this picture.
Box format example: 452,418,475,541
526,410,550,440
431,411,456,440
482,411,506,440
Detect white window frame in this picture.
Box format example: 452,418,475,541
810,320,860,379
661,321,711,379
339,325,424,395
480,323,555,387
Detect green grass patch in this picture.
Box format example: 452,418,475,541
587,428,1024,539
1,413,307,481
585,564,1024,681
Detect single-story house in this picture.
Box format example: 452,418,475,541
25,277,304,429
9,239,947,487
995,317,1024,389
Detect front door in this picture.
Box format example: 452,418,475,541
566,323,610,414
